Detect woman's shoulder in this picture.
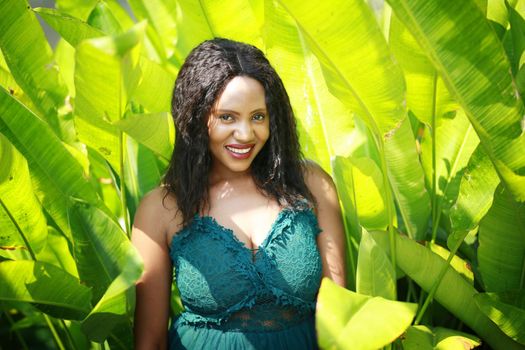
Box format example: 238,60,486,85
134,186,183,244
302,159,335,188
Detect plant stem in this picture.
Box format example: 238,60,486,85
430,72,439,243
43,315,66,350
377,135,397,286
119,131,130,237
414,239,462,324
59,319,77,350
3,311,29,350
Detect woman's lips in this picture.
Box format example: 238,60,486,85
225,144,254,159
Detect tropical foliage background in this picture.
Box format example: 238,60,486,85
0,0,524,348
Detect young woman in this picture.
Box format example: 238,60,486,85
132,38,346,349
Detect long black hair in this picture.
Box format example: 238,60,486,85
162,38,314,226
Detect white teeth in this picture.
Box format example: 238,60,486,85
226,146,251,154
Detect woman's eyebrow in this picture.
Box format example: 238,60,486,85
216,108,267,114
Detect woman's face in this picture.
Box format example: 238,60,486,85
207,76,270,176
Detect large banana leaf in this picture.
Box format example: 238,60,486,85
264,0,354,172
316,278,417,350
67,201,142,303
478,186,525,292
0,0,71,141
81,244,143,342
447,146,500,250
0,260,91,320
389,14,457,126
475,290,525,344
0,87,100,240
0,134,47,255
387,0,525,202
115,113,173,160
75,22,144,124
171,0,214,61
384,118,430,239
35,227,78,278
356,230,396,299
123,139,163,219
127,0,177,60
55,0,98,20
34,7,105,47
277,0,406,137
370,231,522,349
402,325,481,349
74,22,145,171
348,157,390,230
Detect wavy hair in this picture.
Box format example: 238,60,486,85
162,38,314,226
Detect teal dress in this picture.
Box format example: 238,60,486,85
168,207,322,349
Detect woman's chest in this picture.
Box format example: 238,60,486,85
169,209,323,315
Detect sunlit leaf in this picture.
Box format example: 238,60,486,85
370,231,522,349
478,186,525,292
387,0,525,201
0,260,91,320
402,325,481,350
278,0,406,137
0,87,100,240
475,290,525,344
0,0,72,141
0,134,47,255
356,230,396,299
317,277,416,350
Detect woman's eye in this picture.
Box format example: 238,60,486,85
219,114,233,121
252,114,266,121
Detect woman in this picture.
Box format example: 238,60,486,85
132,38,346,349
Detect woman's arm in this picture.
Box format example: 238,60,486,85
131,188,176,349
304,161,347,288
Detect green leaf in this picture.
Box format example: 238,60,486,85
133,58,176,113
115,112,173,160
34,7,105,47
75,21,145,124
475,290,525,344
264,0,354,172
0,134,47,255
387,0,525,201
0,0,71,141
87,2,124,35
123,139,163,220
478,186,525,292
369,231,522,349
448,146,500,250
278,0,406,137
0,87,100,240
429,243,474,284
389,14,457,126
127,0,178,60
55,0,98,20
384,117,431,240
402,325,481,350
349,157,389,230
316,277,417,350
67,201,141,303
81,245,143,342
356,230,396,299
172,0,214,61
0,260,91,320
35,227,78,278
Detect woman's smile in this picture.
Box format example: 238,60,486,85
207,76,270,175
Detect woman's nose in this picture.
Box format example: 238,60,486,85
234,120,254,141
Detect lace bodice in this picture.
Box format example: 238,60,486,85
169,207,322,331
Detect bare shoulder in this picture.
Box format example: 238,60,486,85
303,159,337,197
132,186,183,247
